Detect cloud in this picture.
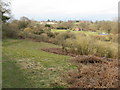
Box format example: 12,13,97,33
11,0,119,20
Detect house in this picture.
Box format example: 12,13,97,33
73,28,83,31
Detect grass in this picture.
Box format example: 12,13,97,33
51,29,98,36
51,29,68,32
2,39,77,88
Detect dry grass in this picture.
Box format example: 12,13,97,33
65,34,118,59
64,55,118,88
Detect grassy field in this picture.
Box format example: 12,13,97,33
2,39,77,88
51,29,68,32
51,29,98,36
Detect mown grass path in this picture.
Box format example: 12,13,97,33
2,39,76,88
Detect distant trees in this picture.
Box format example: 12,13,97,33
81,20,118,34
46,20,118,34
56,22,74,29
88,24,98,32
78,23,89,31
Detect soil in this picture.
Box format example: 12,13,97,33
41,48,77,57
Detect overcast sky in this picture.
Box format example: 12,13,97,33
11,0,119,21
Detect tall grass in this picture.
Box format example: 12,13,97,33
65,34,118,59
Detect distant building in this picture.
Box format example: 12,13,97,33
79,21,91,23
74,28,83,31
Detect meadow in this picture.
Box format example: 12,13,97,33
2,39,77,88
51,29,98,36
2,37,118,88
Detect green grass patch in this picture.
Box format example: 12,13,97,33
51,29,98,36
51,29,68,32
2,39,76,88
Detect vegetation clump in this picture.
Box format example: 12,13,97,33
64,56,118,88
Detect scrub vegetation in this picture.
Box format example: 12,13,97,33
2,0,119,88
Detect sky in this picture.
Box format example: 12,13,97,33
11,0,119,21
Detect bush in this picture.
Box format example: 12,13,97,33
2,23,19,39
23,27,32,33
40,33,49,42
55,32,75,44
46,31,55,38
55,32,76,50
48,38,57,44
65,39,76,53
33,29,45,35
74,35,95,55
28,33,49,42
111,34,118,43
18,31,27,39
64,34,118,59
94,41,118,58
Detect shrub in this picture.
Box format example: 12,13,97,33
18,31,27,39
54,32,59,36
46,31,55,38
33,29,45,35
2,23,19,39
55,32,75,44
55,32,75,50
31,33,49,42
111,34,118,43
40,33,49,42
48,38,57,44
94,41,118,58
64,34,118,59
23,27,32,33
65,39,76,53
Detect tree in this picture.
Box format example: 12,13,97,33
18,16,31,29
20,16,30,21
47,19,50,22
45,24,51,28
56,22,74,29
0,0,11,23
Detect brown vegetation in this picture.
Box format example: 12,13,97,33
41,48,76,57
41,48,118,88
64,56,118,88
